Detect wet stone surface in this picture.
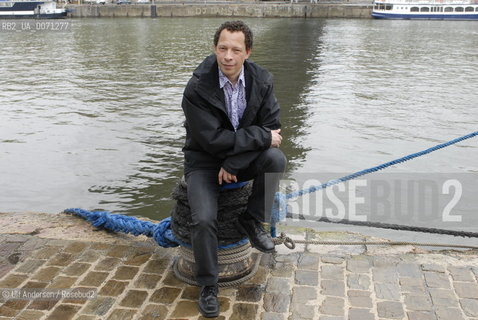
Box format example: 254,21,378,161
230,303,258,320
170,300,200,318
236,285,264,302
180,286,200,300
48,304,81,320
79,271,109,287
81,297,115,316
14,259,45,275
118,290,149,308
134,273,163,289
62,262,91,277
320,296,344,316
347,274,370,290
0,214,477,320
263,292,291,313
140,304,168,320
98,280,128,297
266,277,290,293
292,286,317,304
94,258,122,272
106,308,137,320
149,287,182,304
297,253,320,270
112,266,139,280
295,270,319,286
321,280,345,297
377,300,405,319
271,262,295,278
261,311,285,320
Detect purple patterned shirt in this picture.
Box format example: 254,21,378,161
218,67,246,131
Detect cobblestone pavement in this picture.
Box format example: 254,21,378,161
0,212,477,320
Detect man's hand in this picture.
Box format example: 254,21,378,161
218,167,237,185
271,129,282,148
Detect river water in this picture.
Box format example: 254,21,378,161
1,18,477,239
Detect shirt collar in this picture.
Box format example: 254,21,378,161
218,66,245,89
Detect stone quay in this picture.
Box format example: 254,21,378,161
0,211,477,319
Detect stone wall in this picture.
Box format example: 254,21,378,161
67,3,373,18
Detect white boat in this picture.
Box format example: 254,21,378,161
0,0,67,19
372,0,478,19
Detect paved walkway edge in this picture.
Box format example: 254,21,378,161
0,212,477,320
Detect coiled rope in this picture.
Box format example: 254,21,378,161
64,208,180,248
271,131,478,238
64,208,250,249
173,251,262,288
179,243,252,265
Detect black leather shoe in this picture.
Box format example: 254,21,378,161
238,214,275,253
198,285,219,318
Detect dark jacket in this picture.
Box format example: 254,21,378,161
182,54,281,175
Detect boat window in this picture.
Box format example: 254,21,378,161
411,6,419,11
455,7,464,12
386,4,393,10
465,6,473,11
420,7,430,12
444,7,453,12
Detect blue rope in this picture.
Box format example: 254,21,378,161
64,208,248,249
66,132,477,241
270,131,478,236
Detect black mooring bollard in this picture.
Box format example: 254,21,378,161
170,178,260,287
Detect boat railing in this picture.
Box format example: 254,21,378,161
0,0,58,2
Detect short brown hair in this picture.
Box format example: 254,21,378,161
213,21,253,51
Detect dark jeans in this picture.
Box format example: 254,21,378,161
185,148,286,286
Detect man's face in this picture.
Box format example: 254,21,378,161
214,29,251,84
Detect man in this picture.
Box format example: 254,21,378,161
181,21,286,318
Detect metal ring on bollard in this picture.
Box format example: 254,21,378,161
283,236,296,249
273,232,296,250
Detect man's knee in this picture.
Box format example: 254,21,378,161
263,148,287,172
192,215,218,233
